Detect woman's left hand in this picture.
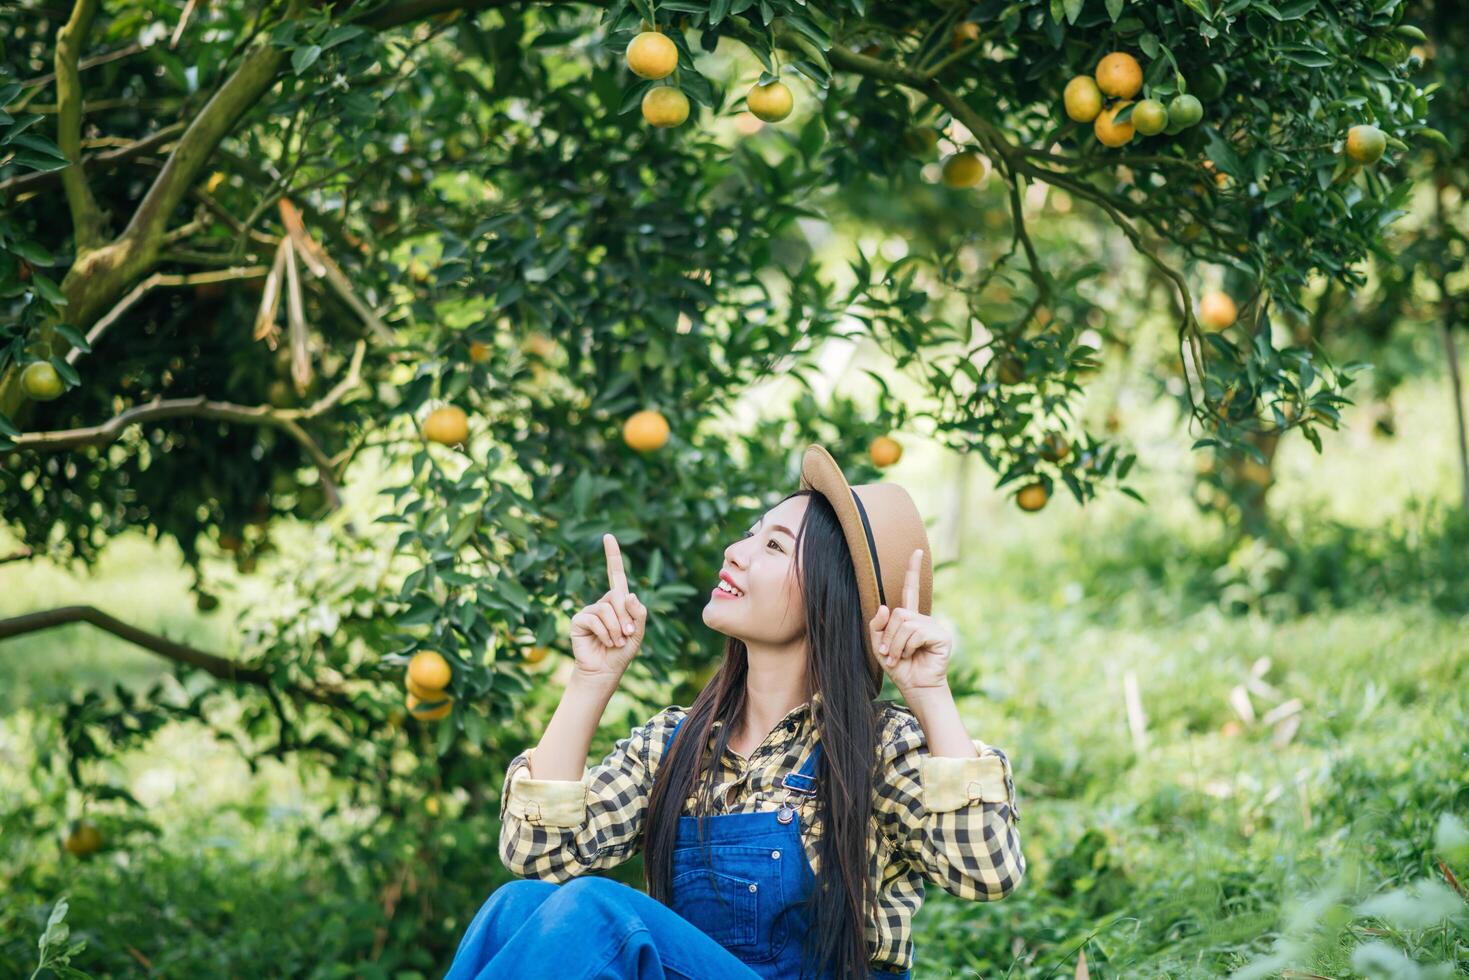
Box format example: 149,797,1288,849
869,548,954,694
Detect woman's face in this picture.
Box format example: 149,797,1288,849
701,495,808,649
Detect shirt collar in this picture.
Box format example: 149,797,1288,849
709,690,822,735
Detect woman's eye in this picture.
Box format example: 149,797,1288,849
741,530,782,552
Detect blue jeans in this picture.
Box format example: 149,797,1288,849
443,876,770,979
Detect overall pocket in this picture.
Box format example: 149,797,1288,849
670,867,760,948
672,843,796,963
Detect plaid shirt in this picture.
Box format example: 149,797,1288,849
498,691,1025,974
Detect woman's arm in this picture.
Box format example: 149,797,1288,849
497,698,685,882
876,704,1026,902
528,671,621,779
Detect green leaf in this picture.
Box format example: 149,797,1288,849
10,239,55,265
31,273,67,305
1277,44,1332,67
320,25,366,49
1063,0,1084,24
1105,0,1124,19
292,44,322,75
55,323,91,353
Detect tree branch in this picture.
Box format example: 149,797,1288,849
122,39,288,255
0,605,354,712
65,265,272,367
16,342,366,508
0,122,185,201
56,0,108,251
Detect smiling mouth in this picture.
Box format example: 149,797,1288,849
712,582,745,598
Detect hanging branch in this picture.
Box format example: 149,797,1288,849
15,342,367,508
0,605,358,713
64,265,271,367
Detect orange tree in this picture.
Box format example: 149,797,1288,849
0,0,1440,967
1154,0,1464,541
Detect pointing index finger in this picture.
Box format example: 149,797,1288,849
603,533,629,596
902,548,922,610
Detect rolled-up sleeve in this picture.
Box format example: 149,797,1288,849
876,714,1026,901
497,706,683,882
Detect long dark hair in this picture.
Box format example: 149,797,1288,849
643,488,881,980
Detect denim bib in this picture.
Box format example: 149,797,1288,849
663,715,912,980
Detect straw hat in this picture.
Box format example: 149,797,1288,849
798,443,933,691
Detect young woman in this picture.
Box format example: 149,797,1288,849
445,444,1025,980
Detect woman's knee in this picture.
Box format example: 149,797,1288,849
482,877,560,919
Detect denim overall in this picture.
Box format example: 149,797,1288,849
665,715,912,980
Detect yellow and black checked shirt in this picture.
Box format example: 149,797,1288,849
497,691,1025,974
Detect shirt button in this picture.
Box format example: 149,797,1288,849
771,850,780,860
748,883,758,892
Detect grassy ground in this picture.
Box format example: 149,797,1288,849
2,360,1466,978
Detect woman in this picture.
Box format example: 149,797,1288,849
446,444,1025,980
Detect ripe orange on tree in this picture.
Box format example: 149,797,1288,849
1039,433,1071,462
468,340,491,363
747,81,794,122
626,31,678,80
407,691,453,721
408,650,452,691
1094,52,1142,99
1094,102,1135,147
21,361,64,401
1016,482,1049,512
942,151,987,187
642,87,689,127
524,645,553,664
951,22,980,49
1131,98,1168,136
64,821,103,857
423,405,469,445
1063,76,1103,122
1199,291,1237,330
1345,124,1386,164
868,435,902,468
624,409,670,451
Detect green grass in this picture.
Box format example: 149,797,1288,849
2,364,1467,978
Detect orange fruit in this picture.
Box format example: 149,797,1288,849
64,821,103,857
423,406,469,445
1016,482,1049,512
1095,52,1143,99
408,651,452,690
468,341,490,363
406,675,440,700
1345,124,1386,164
1063,76,1103,122
951,22,980,49
626,31,678,80
642,87,689,127
1198,291,1237,330
868,435,902,468
1094,102,1135,147
524,645,552,664
1039,433,1071,462
1131,98,1168,135
623,409,670,451
21,361,64,400
942,151,987,187
407,691,453,721
747,81,793,122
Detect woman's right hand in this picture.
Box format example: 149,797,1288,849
569,533,647,684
